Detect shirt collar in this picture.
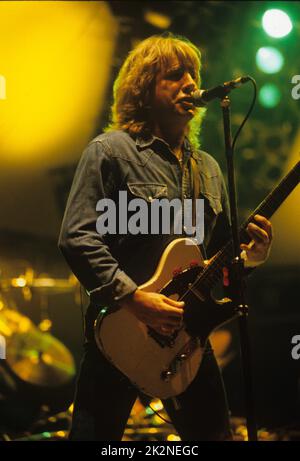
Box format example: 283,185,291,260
135,133,157,149
136,133,198,160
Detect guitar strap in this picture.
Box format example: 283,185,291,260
190,155,200,228
190,154,208,259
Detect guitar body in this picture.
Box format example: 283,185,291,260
94,161,300,399
95,162,300,399
94,238,235,399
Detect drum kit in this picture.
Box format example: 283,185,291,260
0,260,78,440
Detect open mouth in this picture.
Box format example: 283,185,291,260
178,98,194,108
178,99,195,110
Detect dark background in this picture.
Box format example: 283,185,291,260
0,1,299,431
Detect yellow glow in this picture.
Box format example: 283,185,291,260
39,319,52,332
30,355,39,365
269,128,300,265
18,317,31,332
151,398,163,411
68,403,74,413
152,415,165,426
167,434,181,441
42,353,53,365
0,75,6,99
34,278,55,287
23,286,32,302
144,10,171,29
148,428,159,434
236,425,248,441
12,276,27,288
0,1,117,168
0,319,11,336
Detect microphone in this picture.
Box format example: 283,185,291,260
191,76,251,106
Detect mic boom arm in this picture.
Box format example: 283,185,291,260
192,76,251,106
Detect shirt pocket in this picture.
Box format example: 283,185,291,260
125,182,169,238
127,183,168,202
199,170,223,217
203,191,223,216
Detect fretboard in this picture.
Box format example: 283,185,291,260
193,160,300,291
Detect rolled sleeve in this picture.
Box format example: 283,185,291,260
89,269,137,305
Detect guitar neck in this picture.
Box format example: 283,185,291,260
196,160,300,291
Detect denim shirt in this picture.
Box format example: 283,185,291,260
58,130,231,311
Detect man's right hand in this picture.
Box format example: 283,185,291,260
118,289,185,336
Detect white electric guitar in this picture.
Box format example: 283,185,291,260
94,161,300,399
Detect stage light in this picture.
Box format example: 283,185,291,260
144,10,171,29
11,276,26,288
256,47,284,74
258,84,281,108
0,1,117,167
167,434,181,441
145,406,155,415
262,9,293,38
0,75,6,100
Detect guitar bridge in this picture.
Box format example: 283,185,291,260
161,337,200,381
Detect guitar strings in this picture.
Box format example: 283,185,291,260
179,163,300,302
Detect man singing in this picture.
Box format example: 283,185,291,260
59,33,272,441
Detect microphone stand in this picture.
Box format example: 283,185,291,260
220,94,258,441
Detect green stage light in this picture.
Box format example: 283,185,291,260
256,47,284,74
262,9,293,38
146,406,155,415
258,84,281,108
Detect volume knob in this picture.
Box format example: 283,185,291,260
161,370,173,382
179,353,187,361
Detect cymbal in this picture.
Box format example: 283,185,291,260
6,328,76,388
0,303,75,388
31,274,79,294
0,307,34,336
1,273,78,295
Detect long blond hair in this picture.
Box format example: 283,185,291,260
105,33,206,150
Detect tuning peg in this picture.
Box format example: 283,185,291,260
161,370,173,382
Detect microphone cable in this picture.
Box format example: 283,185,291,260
232,76,257,153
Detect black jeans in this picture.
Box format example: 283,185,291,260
69,339,232,441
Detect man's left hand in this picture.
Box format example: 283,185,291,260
240,214,273,268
